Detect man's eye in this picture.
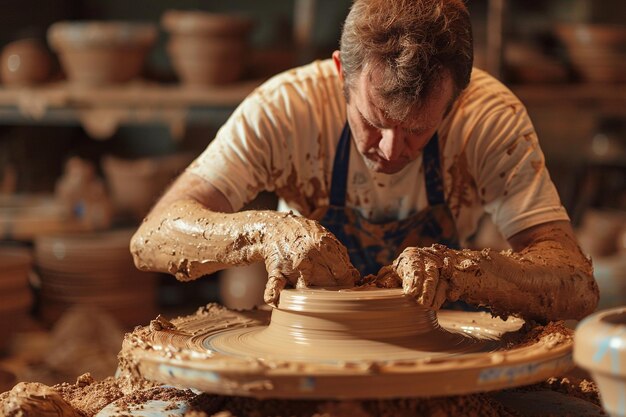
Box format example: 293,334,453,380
359,113,376,129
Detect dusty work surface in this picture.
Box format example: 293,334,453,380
120,288,575,399
0,372,604,417
0,289,603,416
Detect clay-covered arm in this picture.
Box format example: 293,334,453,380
131,172,359,305
376,221,599,322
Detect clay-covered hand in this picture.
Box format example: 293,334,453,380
131,201,360,307
376,244,458,309
262,214,360,306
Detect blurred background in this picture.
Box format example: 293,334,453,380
0,0,624,391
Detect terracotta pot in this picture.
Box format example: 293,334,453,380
162,10,253,85
555,24,626,83
575,307,626,417
0,39,52,86
47,21,157,85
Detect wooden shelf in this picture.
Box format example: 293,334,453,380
0,79,263,138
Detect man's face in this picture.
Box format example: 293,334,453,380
342,62,455,175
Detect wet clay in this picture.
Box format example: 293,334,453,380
375,223,599,322
208,288,497,362
2,382,81,417
118,288,574,399
0,372,603,417
0,378,521,417
131,199,360,306
132,199,597,322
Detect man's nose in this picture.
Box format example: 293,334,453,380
378,128,405,161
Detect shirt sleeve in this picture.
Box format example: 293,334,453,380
466,96,570,239
186,87,296,212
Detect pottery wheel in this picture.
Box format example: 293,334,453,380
122,288,574,399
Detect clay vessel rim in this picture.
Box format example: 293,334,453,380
276,288,433,317
162,10,254,35
48,21,158,49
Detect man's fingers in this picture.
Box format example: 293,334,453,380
432,279,448,310
375,265,402,288
264,271,288,307
397,253,442,309
417,264,440,308
402,272,419,297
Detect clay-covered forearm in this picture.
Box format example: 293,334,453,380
131,199,285,280
130,199,359,289
131,200,302,281
446,241,599,322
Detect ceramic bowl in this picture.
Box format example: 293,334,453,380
47,21,157,85
575,307,626,417
162,10,253,85
555,24,626,83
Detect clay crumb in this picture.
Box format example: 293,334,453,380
76,373,95,387
150,314,176,331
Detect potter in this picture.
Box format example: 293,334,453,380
131,0,598,322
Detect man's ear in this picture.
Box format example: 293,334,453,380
332,50,344,82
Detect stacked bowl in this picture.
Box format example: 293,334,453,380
162,10,254,85
47,21,157,85
34,229,158,328
555,24,626,83
0,247,33,352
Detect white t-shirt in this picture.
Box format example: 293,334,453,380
188,59,569,245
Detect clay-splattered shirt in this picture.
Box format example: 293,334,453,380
188,59,569,244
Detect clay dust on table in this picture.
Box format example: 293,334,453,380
0,372,600,417
0,311,599,417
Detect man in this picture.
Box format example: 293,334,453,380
131,0,598,322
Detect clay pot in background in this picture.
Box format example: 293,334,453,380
555,24,626,83
0,39,52,86
47,21,157,85
102,153,193,221
162,10,254,86
34,229,158,329
575,307,626,417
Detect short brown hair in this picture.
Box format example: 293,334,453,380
340,0,473,119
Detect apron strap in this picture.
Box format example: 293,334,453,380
423,132,446,206
328,122,352,207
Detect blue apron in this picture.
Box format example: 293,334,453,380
318,123,461,277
